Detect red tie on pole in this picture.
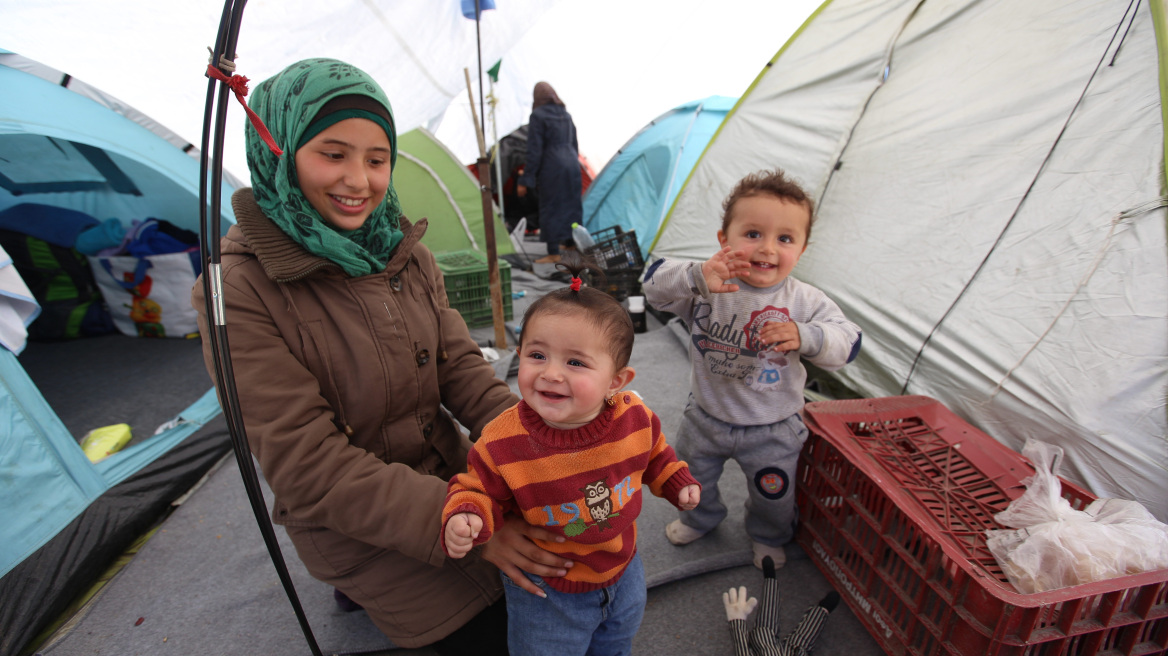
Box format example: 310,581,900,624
205,64,283,156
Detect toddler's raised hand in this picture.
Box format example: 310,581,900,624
701,246,752,293
444,512,483,559
677,484,701,511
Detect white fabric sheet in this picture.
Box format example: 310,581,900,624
0,245,40,354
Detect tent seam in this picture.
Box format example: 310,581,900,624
985,201,1165,400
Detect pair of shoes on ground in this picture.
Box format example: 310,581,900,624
665,519,787,571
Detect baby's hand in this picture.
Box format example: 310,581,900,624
723,585,758,622
701,246,752,293
444,512,483,559
758,320,801,353
677,484,700,511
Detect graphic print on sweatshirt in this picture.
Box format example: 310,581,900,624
691,302,792,393
536,474,635,537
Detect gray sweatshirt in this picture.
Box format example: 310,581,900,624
643,258,862,426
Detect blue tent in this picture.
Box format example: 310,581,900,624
580,96,735,258
0,50,237,655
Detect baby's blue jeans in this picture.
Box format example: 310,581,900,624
502,551,646,656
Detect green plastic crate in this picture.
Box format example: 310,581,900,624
435,249,513,328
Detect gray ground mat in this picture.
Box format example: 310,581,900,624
32,269,882,656
18,332,213,446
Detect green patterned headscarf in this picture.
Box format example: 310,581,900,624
246,58,403,277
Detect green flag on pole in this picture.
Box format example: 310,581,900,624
487,59,502,83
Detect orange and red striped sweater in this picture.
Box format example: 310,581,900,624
442,392,698,593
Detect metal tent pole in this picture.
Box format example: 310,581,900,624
198,2,322,653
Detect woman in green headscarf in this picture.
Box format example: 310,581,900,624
192,58,570,654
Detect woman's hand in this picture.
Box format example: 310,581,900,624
481,514,573,598
516,184,528,198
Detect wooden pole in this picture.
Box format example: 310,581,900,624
488,77,505,223
464,68,508,348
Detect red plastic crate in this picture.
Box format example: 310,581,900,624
796,395,1168,656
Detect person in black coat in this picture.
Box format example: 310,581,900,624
517,82,582,259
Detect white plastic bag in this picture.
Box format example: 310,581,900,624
986,440,1168,593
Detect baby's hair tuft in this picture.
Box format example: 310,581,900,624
520,250,634,369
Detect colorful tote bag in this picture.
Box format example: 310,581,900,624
90,251,199,339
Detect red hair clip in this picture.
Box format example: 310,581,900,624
570,276,582,292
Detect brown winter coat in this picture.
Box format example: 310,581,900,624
192,189,517,647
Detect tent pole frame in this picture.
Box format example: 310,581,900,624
198,2,323,654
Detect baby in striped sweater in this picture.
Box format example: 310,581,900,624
442,252,700,656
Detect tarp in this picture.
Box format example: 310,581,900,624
651,0,1168,520
582,96,735,258
0,51,241,231
0,0,561,185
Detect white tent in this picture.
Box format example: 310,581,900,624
652,0,1168,520
0,0,562,183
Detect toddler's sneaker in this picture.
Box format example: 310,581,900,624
665,519,707,545
752,541,786,570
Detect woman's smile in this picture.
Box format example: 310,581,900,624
330,194,368,210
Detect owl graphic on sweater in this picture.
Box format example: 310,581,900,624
581,478,614,531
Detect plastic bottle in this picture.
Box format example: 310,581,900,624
627,295,647,334
571,222,595,251
512,217,527,236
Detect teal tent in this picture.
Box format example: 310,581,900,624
0,51,241,230
0,50,237,655
581,96,735,258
